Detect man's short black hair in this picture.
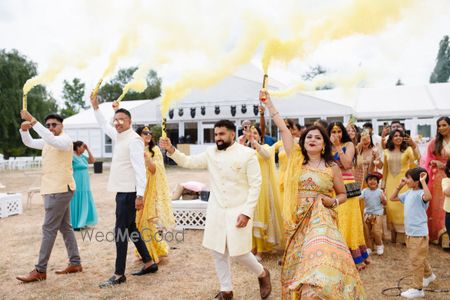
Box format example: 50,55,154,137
45,113,64,123
214,120,236,132
391,120,402,126
363,122,373,129
115,108,131,118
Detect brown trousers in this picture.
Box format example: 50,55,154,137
363,214,383,249
405,236,432,289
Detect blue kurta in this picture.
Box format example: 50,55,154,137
70,154,98,229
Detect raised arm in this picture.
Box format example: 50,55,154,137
420,172,432,202
259,105,266,139
90,91,117,140
19,122,44,150
259,90,293,156
20,111,71,151
84,144,95,164
390,178,407,201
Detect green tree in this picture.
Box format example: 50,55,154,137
430,35,450,83
301,65,334,90
98,67,162,102
0,49,58,158
60,78,86,118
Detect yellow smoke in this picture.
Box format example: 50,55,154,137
23,56,66,95
262,0,416,76
101,30,140,80
270,68,367,98
160,17,269,116
262,38,305,74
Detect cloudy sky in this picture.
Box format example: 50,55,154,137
1,0,449,103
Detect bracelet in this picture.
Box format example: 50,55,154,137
331,198,339,208
270,111,279,118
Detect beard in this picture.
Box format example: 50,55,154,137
216,140,232,150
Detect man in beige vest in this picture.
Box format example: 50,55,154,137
90,94,157,288
16,112,82,283
160,120,272,300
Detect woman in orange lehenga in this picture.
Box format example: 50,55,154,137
261,91,365,300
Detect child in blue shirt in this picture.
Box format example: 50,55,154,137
360,172,386,255
390,167,435,299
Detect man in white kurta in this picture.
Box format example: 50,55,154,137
160,120,271,300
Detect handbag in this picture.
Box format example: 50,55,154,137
345,182,361,198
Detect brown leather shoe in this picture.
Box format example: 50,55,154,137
16,269,46,283
258,268,272,299
214,291,233,300
55,264,83,274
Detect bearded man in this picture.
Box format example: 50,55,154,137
160,119,271,300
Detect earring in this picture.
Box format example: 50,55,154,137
321,146,325,155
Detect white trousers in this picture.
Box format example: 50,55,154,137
212,247,264,291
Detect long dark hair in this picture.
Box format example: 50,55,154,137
299,125,334,166
136,126,155,157
327,122,352,144
386,129,408,152
357,130,374,155
251,126,263,145
433,116,450,156
347,123,361,145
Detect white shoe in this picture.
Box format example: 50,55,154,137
366,248,372,255
423,273,436,287
400,288,425,298
376,245,384,255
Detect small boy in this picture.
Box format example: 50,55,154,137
360,172,386,255
391,167,436,299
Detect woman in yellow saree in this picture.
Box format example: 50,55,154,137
260,91,366,299
249,126,284,261
135,126,176,263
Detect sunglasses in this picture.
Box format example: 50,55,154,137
45,123,60,128
142,131,152,136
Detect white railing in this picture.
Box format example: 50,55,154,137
0,157,42,171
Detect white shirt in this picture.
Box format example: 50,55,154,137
94,109,146,196
19,122,72,151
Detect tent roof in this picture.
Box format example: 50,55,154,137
305,82,450,119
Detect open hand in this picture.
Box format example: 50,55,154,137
330,134,339,146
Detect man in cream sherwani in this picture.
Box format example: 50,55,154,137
160,120,271,300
